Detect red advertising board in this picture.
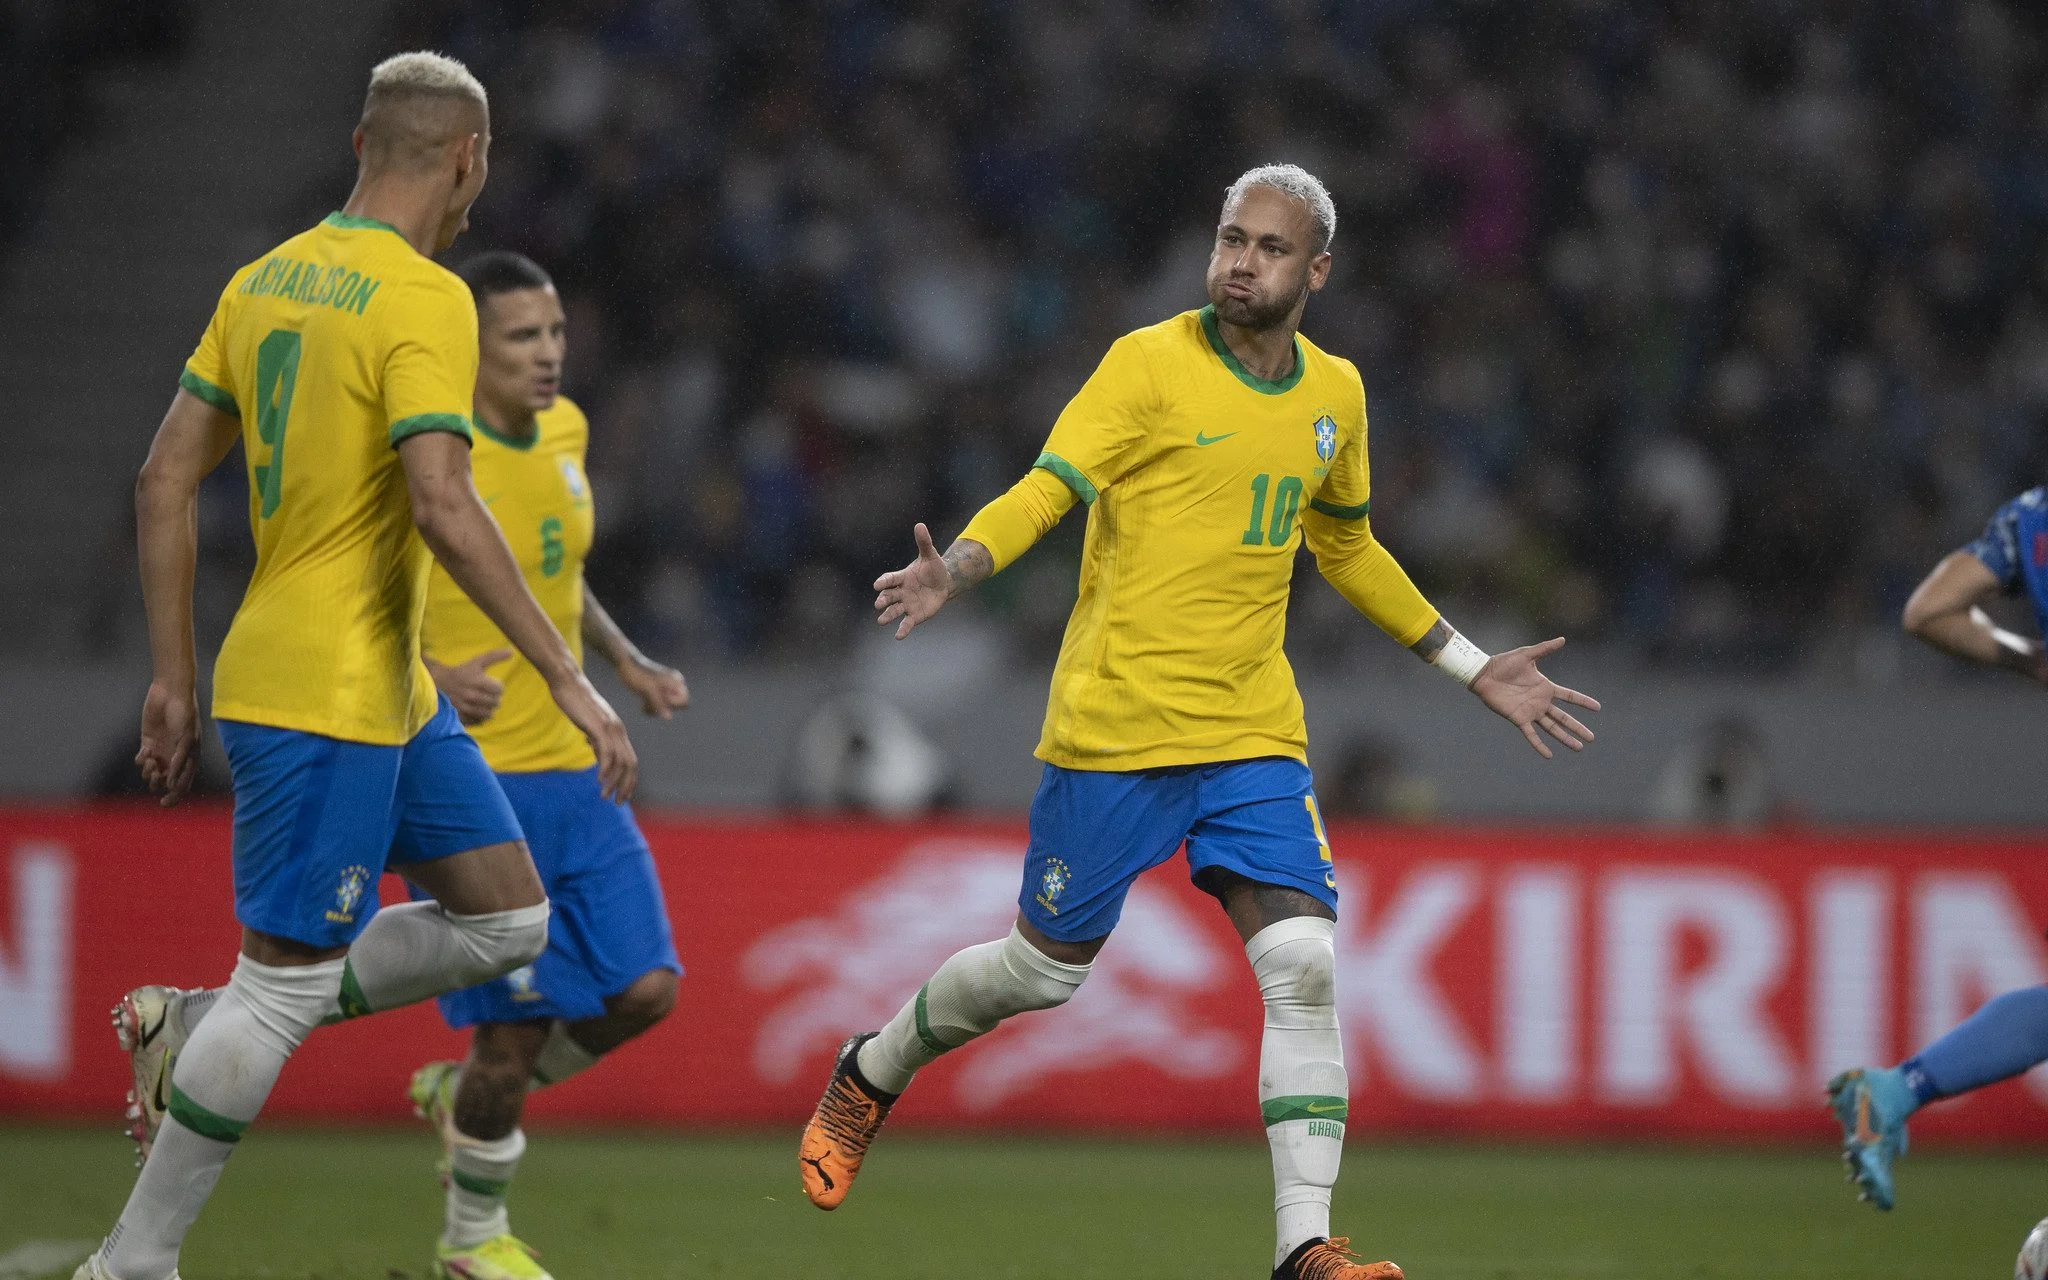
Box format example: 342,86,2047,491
4,805,2048,1141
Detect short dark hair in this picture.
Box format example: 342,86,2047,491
459,251,553,306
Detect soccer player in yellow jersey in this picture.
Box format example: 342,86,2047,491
400,252,687,1280
800,165,1601,1280
80,54,636,1280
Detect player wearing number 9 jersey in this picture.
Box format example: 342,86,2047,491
185,209,487,742
799,166,1604,1280
82,53,635,1280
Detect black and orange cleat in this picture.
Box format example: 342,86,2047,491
798,1032,898,1210
1274,1238,1403,1280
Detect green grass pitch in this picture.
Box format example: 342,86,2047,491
1,1127,2042,1278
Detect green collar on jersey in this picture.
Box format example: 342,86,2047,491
473,414,541,450
1199,304,1305,395
323,210,404,237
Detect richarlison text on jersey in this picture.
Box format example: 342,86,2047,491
237,255,381,316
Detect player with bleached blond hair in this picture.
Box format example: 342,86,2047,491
798,163,1602,1280
76,52,635,1280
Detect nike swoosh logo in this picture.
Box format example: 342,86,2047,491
1854,1092,1878,1145
152,1059,171,1115
801,1155,835,1191
1194,431,1237,446
1304,1102,1344,1114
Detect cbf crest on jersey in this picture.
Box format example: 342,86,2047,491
558,455,590,507
1312,414,1337,462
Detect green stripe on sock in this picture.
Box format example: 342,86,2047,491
168,1083,248,1143
1261,1095,1348,1125
336,962,372,1020
913,983,949,1056
450,1167,510,1198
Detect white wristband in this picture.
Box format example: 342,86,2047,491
1431,629,1490,687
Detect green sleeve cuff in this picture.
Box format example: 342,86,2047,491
389,413,475,447
1309,496,1370,520
179,368,238,416
1033,451,1099,505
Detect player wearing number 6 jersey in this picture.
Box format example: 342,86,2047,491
404,252,687,1280
798,165,1602,1280
81,53,635,1280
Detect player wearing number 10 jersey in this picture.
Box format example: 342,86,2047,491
82,53,634,1280
799,166,1603,1280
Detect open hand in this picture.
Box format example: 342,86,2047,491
620,654,689,719
136,680,201,808
430,649,512,726
1471,637,1602,759
874,522,952,640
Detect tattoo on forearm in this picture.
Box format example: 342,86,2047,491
941,540,994,598
1409,619,1452,663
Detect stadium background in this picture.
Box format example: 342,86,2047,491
5,0,2048,1276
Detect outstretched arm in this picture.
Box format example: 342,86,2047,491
400,430,637,800
1312,521,1600,758
874,524,995,639
1412,621,1601,758
582,582,690,717
876,465,1076,640
134,388,242,805
1902,551,2045,681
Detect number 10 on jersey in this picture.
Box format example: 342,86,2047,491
1242,473,1303,547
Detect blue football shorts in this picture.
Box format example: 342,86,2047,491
1018,756,1338,943
427,765,681,1028
216,694,526,950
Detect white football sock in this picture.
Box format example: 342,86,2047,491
858,925,1090,1095
444,1127,527,1249
101,956,343,1280
1248,917,1347,1269
530,1021,600,1087
332,901,550,1019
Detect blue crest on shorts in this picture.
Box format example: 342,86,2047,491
1313,415,1337,462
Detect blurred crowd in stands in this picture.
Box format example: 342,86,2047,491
332,0,2048,675
0,1,192,256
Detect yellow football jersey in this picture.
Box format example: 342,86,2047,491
421,397,596,774
183,212,478,744
971,306,1437,771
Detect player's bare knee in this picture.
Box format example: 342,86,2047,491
608,968,678,1034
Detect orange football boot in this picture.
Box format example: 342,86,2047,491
798,1032,897,1210
1274,1237,1403,1280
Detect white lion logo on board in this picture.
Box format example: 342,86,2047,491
743,841,1240,1109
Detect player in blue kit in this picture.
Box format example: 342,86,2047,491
1831,486,2048,1214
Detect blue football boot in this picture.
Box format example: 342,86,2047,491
1827,1066,1916,1210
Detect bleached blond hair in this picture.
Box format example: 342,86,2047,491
367,51,487,108
359,52,488,171
1223,163,1336,254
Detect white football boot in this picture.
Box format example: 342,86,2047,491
111,984,197,1165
